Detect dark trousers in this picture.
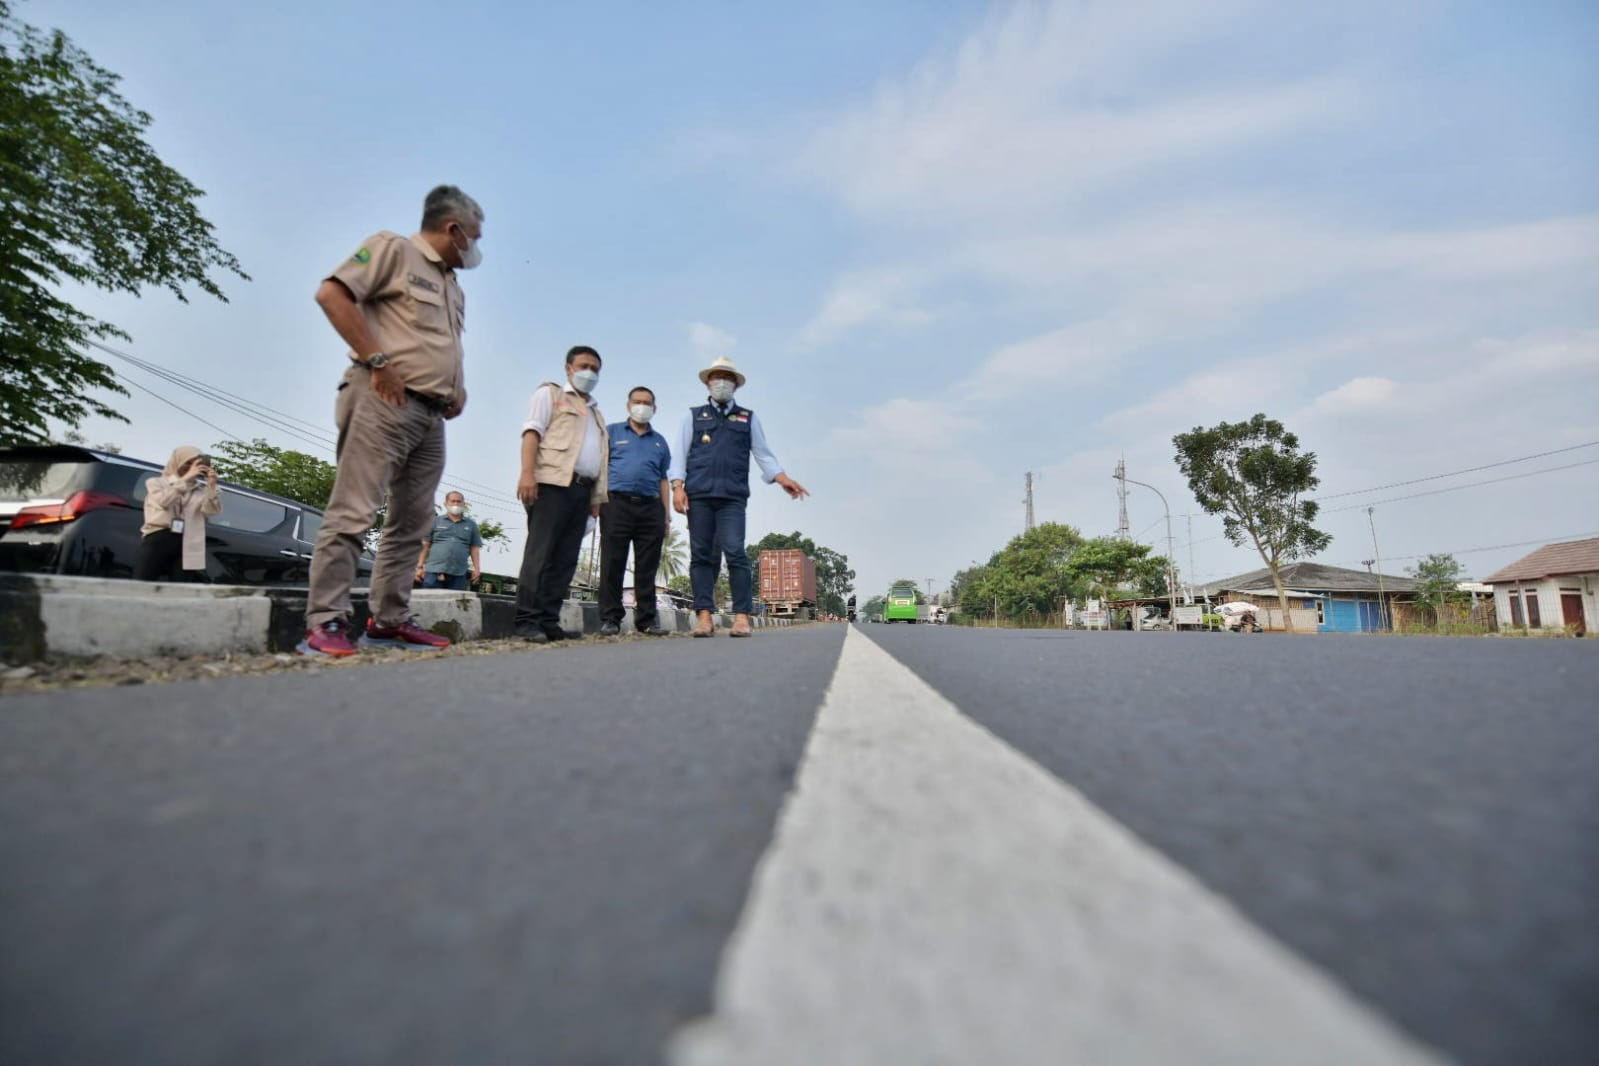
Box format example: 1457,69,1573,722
134,530,207,583
599,494,666,628
688,495,752,614
421,571,470,590
514,482,591,634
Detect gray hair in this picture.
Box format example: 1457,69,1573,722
420,185,484,232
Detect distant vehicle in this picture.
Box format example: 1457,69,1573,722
1217,601,1264,632
758,548,817,620
846,594,857,623
884,581,918,623
1136,605,1170,630
0,445,373,587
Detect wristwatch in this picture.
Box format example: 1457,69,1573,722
361,352,390,370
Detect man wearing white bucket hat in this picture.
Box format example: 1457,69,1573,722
668,356,808,638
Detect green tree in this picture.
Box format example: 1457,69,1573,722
659,526,687,581
862,594,885,619
959,522,1085,622
473,516,508,549
1,4,247,445
210,438,337,508
1068,536,1171,598
748,530,856,615
1173,414,1331,633
1407,552,1467,624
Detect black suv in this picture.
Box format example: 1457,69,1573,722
0,445,371,586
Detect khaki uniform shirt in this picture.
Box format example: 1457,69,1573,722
327,231,464,403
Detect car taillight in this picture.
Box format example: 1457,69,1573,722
7,491,132,530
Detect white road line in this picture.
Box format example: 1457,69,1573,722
669,627,1446,1066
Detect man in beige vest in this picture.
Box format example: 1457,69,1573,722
299,185,482,657
514,346,610,643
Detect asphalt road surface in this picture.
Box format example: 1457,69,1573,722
2,625,1594,1065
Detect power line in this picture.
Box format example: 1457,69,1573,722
91,342,529,517
1318,458,1599,513
1314,440,1599,500
1343,529,1599,566
117,375,244,445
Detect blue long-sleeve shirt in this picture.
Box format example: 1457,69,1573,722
667,400,783,486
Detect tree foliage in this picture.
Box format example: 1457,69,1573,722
210,439,336,509
1173,414,1330,632
953,525,1174,624
861,594,885,619
0,3,247,446
1407,552,1468,622
748,530,855,615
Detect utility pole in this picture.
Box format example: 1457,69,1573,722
1113,458,1130,541
924,577,935,604
1186,514,1196,605
1023,471,1036,532
1366,507,1389,631
1112,467,1178,627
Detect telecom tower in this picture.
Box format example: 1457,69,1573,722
1114,457,1130,540
1023,471,1036,531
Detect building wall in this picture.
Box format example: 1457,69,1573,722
1493,573,1599,635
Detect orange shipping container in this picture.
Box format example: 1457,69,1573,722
758,548,817,605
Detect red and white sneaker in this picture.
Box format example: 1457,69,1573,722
297,619,359,658
362,616,451,651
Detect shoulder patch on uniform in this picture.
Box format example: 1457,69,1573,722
352,247,371,264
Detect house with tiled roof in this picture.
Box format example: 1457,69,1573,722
1481,538,1599,636
1194,561,1417,633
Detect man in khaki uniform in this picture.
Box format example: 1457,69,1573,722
298,185,483,658
514,346,609,644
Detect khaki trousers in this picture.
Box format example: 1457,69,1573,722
307,367,445,629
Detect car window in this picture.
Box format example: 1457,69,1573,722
0,460,90,501
211,490,292,535
298,511,321,543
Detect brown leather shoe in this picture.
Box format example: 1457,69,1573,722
730,613,752,638
692,610,715,638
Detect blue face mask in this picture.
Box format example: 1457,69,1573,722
571,368,599,394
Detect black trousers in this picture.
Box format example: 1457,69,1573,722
134,530,207,583
514,481,591,634
599,493,666,628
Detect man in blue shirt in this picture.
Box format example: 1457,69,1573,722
668,357,808,638
413,490,483,590
599,386,673,636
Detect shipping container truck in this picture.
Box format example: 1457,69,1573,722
758,548,817,619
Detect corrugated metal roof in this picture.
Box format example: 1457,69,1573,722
1196,561,1417,596
1482,538,1599,584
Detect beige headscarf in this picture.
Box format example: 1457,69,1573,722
141,445,223,570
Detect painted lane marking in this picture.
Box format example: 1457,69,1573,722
670,627,1445,1066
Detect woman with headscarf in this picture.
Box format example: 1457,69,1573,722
135,445,223,581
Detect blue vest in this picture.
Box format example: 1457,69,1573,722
685,402,754,499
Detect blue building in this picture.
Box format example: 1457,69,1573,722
1197,562,1418,633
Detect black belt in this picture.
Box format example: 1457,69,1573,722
610,491,658,500
405,389,449,414
571,474,597,488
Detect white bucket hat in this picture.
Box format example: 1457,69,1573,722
698,355,747,388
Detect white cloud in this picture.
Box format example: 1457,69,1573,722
688,321,737,358
1311,376,1399,415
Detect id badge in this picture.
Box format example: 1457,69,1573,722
170,518,185,534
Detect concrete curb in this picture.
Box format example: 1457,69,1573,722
0,574,797,664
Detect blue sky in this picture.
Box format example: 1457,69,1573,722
32,0,1599,598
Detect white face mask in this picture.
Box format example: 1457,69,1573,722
451,227,482,270
708,380,736,403
571,368,599,394
446,504,464,517
629,403,655,424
